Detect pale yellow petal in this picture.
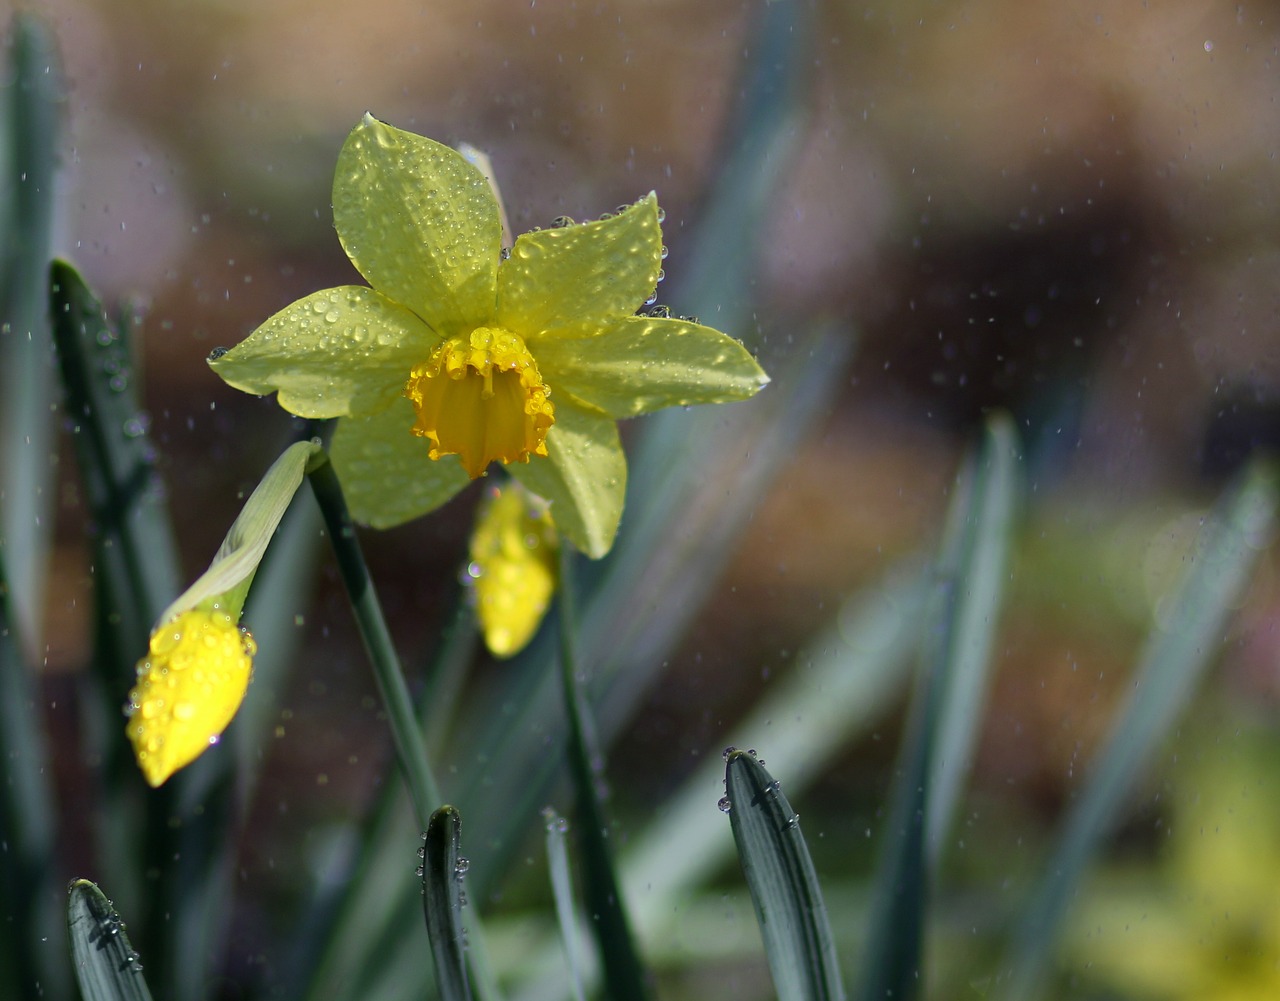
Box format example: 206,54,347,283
497,194,662,337
210,286,435,418
330,397,472,528
507,400,625,559
334,114,501,334
535,315,769,418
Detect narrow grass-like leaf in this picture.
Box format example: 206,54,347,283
725,750,846,1001
0,555,66,1000
0,28,63,991
422,806,471,1001
1001,458,1278,1000
622,559,927,934
1,11,62,651
853,665,931,1001
857,415,1021,1001
544,810,588,1001
557,547,650,1001
926,414,1020,862
66,880,154,1001
49,259,182,662
295,783,426,1001
505,558,926,1001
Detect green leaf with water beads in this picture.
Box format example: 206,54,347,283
66,880,154,1001
49,259,183,657
725,750,846,1001
421,806,471,1001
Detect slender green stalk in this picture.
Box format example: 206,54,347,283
306,453,442,829
421,600,481,757
557,545,650,1001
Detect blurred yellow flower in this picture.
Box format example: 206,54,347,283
126,608,256,787
210,114,768,558
469,484,559,658
1067,724,1280,1000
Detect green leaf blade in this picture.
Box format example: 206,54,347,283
1001,458,1279,999
422,805,471,1001
725,750,846,1001
66,880,154,1001
1,10,63,650
926,413,1021,861
544,809,588,1001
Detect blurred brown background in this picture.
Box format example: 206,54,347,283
23,0,1280,966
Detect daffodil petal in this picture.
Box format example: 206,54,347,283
535,315,770,418
210,286,435,418
330,397,472,528
497,193,662,336
507,400,625,559
335,114,501,334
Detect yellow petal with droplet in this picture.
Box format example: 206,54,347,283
125,608,256,787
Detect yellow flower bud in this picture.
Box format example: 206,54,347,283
125,607,256,787
469,485,559,658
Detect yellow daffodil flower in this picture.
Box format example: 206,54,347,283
210,114,768,558
125,440,321,786
468,483,559,657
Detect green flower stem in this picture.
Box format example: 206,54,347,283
556,546,650,1001
307,452,442,829
421,600,480,757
